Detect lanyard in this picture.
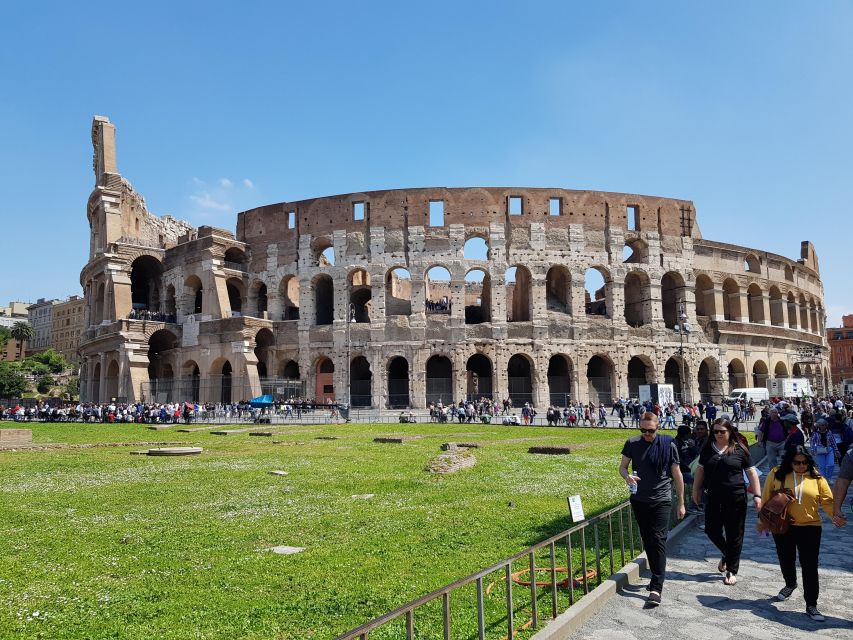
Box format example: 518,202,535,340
793,473,804,504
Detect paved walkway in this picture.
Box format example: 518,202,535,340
569,499,853,640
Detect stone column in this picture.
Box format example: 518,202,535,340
709,287,725,321
730,292,748,322
760,295,772,326
98,353,108,403
771,297,787,327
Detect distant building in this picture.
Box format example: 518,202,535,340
828,314,853,391
26,298,60,354
49,295,86,365
0,300,31,329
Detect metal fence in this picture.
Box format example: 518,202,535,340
334,499,665,640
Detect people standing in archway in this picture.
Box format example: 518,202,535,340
692,419,761,586
619,412,686,606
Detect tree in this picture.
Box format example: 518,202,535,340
65,376,79,400
10,321,33,360
36,375,55,394
0,326,10,351
27,348,71,374
0,362,27,398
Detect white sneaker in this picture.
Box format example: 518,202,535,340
806,606,825,621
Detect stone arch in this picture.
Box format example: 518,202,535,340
226,277,245,316
746,283,765,324
752,360,769,388
92,361,101,404
547,354,573,405
349,268,372,323
280,359,300,379
784,264,794,281
664,356,688,403
623,238,649,264
768,286,784,326
624,270,652,327
799,293,809,330
728,358,747,390
130,255,163,312
698,357,724,403
387,356,410,408
587,355,615,404
147,329,180,392
786,291,798,329
426,354,453,405
385,267,412,316
280,275,300,320
105,359,120,402
224,247,246,266
313,274,334,325
253,328,275,379
315,356,335,402
808,298,818,334
350,355,372,407
722,278,741,321
661,271,687,329
425,265,452,313
466,353,493,400
507,353,534,406
584,267,611,317
464,268,491,324
506,265,532,322
744,254,761,273
695,274,715,317
774,361,789,378
184,275,203,316
545,265,571,315
182,360,201,402
792,363,802,377
627,355,655,398
463,235,489,260
247,280,268,318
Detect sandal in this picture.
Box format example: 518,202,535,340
717,559,726,573
723,572,737,586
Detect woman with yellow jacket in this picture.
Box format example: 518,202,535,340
759,445,836,622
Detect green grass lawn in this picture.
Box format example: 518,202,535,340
0,420,636,639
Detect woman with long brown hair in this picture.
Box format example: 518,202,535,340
759,445,836,622
692,418,761,585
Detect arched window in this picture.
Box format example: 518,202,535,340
385,268,412,316
314,275,334,325
464,269,491,324
584,268,610,317
425,266,452,315
506,265,531,322
545,266,570,314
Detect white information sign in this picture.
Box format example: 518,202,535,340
568,495,585,522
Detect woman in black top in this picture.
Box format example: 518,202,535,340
692,418,762,585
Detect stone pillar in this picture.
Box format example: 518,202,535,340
760,295,772,326
371,350,384,409
648,281,663,326
709,287,725,321
98,353,108,403
771,297,787,327
267,288,282,322
453,351,466,403
608,276,622,322
730,292,748,322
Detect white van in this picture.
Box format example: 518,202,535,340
726,388,770,405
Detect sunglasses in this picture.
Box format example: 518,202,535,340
792,459,809,466
639,428,657,434
713,429,728,434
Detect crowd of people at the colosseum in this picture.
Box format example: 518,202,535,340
424,297,451,313
127,308,176,323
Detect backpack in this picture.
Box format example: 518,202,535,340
759,477,795,535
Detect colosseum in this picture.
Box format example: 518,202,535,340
78,116,831,407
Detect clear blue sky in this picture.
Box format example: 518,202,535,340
1,1,850,325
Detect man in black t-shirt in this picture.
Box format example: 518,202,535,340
619,412,686,606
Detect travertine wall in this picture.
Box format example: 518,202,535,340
78,117,831,406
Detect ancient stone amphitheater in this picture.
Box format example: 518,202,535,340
79,117,830,407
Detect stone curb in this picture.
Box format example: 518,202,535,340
531,513,697,640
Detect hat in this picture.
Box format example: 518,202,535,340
835,400,844,409
815,418,829,427
781,414,800,424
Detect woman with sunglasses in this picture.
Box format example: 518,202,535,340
692,419,761,585
758,446,836,622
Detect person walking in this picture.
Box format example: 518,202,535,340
619,412,686,606
810,418,840,481
692,419,761,585
758,446,838,622
757,407,787,473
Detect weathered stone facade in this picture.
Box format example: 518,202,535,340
78,117,830,406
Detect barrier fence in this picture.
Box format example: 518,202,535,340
333,499,686,640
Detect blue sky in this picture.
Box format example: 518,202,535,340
1,2,850,324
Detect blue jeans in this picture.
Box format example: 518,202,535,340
813,450,834,480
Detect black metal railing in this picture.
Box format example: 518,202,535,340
335,499,650,640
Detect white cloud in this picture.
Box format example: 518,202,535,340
219,178,234,188
189,192,230,212
242,178,254,189
191,176,206,186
